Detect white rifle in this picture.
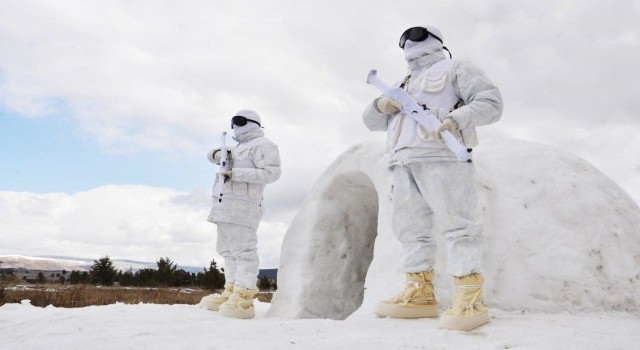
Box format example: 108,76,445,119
217,131,231,203
366,70,472,162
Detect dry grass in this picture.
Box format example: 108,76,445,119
0,284,273,308
255,292,274,303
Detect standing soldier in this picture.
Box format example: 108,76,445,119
363,25,503,331
201,109,281,319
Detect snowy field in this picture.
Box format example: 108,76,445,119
1,301,639,350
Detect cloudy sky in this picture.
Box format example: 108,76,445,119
1,0,639,269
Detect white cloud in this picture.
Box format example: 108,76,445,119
0,186,284,268
1,1,639,264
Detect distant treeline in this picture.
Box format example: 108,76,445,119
1,257,276,291
75,256,226,290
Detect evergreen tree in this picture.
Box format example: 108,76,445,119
89,256,117,286
156,257,177,286
136,268,156,286
68,270,79,284
199,259,225,290
173,269,193,287
80,271,90,283
120,270,135,287
36,272,46,284
258,275,272,291
69,270,92,284
114,270,123,284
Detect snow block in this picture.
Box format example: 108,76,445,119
268,139,640,319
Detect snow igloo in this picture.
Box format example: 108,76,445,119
268,139,640,320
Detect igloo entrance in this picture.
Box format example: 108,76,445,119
269,169,380,320
305,172,378,319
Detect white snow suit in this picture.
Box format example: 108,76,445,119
208,127,281,288
363,50,502,276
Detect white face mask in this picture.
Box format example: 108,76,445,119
233,123,260,138
403,37,443,61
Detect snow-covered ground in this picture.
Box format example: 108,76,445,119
1,301,639,350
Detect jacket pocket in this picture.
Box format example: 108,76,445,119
232,181,248,195
248,183,263,199
460,128,478,147
421,71,448,93
212,177,234,194
233,146,251,161
417,124,435,141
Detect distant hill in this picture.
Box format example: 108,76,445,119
0,255,200,273
1,255,91,271
0,255,277,277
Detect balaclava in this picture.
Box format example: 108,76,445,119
232,109,262,138
403,25,444,62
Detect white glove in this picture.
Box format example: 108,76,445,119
207,149,232,164
207,148,220,164
434,118,458,144
218,169,232,181
375,96,402,115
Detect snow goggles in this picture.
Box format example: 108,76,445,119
231,115,261,129
399,27,443,49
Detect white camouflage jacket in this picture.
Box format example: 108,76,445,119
207,128,281,229
363,50,503,165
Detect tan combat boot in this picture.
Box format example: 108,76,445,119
374,271,439,318
439,273,489,331
219,285,259,319
200,283,234,311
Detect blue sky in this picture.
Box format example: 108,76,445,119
0,107,212,194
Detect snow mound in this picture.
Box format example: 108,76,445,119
269,139,640,319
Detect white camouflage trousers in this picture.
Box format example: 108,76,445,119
216,222,259,289
392,160,483,277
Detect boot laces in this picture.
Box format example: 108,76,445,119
406,280,433,288
227,293,242,304
462,301,486,311
452,284,486,311
214,289,232,298
392,280,435,304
